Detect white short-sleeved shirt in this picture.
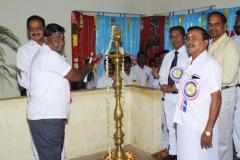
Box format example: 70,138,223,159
159,45,189,89
86,72,99,89
27,44,71,120
231,34,240,84
131,64,151,87
96,72,113,88
16,40,41,90
173,51,222,131
123,69,140,85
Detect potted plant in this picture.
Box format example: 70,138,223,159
0,25,21,78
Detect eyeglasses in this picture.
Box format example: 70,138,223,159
170,34,182,39
28,26,43,32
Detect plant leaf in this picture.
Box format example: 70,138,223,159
0,25,21,45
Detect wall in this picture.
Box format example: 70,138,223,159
0,86,162,159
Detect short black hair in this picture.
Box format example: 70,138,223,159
237,10,240,16
169,26,185,36
137,51,147,58
207,11,227,24
153,53,161,59
154,50,169,60
27,15,45,28
124,56,132,63
187,26,210,41
44,23,65,37
104,58,114,68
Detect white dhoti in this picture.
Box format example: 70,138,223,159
177,125,219,160
164,93,177,155
233,86,240,158
162,100,169,149
218,87,237,160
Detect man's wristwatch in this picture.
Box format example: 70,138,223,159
205,130,212,136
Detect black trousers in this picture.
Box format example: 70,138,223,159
28,119,65,160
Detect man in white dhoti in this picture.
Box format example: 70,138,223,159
173,26,222,160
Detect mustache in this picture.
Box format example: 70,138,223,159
31,33,41,36
187,44,194,48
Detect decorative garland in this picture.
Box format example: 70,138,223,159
71,12,79,69
201,11,205,28
111,18,115,26
120,48,126,147
127,18,131,32
140,16,144,31
180,14,184,26
225,8,229,20
79,12,84,28
151,16,160,46
165,16,169,30
94,15,98,30
105,25,115,159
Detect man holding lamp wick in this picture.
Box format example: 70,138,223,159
28,23,93,159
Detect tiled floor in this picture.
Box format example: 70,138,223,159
69,144,155,160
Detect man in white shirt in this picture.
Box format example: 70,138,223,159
123,56,140,85
83,58,99,89
131,51,151,87
174,26,222,160
159,26,189,160
232,10,240,160
151,50,169,88
28,23,93,160
151,50,170,159
16,15,66,160
208,11,240,160
17,15,45,97
96,58,114,88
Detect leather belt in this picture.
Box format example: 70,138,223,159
221,86,235,90
237,84,240,87
172,91,178,94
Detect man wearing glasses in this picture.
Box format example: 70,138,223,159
153,26,189,160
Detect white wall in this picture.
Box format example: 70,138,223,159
0,0,239,98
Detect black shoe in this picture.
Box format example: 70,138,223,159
162,155,177,160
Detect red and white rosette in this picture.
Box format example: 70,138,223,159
170,66,184,82
182,79,200,100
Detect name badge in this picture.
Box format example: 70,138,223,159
182,79,200,100
170,66,184,82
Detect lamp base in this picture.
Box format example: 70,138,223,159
103,150,135,160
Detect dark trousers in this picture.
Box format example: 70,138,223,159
28,119,65,160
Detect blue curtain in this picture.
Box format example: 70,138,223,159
95,15,140,76
164,6,240,50
164,15,180,50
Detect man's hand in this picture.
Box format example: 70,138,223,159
200,132,212,149
160,84,175,93
85,63,94,72
152,67,159,79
